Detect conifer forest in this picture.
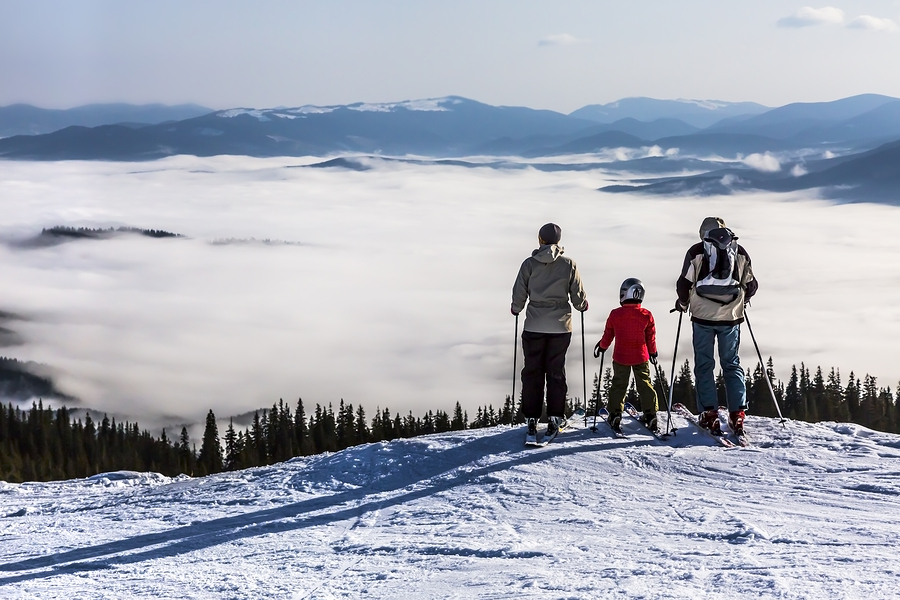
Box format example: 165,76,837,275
2,358,899,483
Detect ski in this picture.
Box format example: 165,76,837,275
624,403,668,441
595,408,627,438
672,403,736,448
718,407,752,447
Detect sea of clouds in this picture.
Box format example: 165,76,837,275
2,155,899,426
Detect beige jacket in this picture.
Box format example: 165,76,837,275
511,245,588,333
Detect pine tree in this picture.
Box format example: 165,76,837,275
797,363,810,421
785,365,800,419
861,375,879,423
501,395,514,425
590,372,601,415
826,368,847,422
224,418,240,470
808,367,825,422
451,402,466,430
295,398,314,455
845,372,861,424
672,360,695,407
197,410,223,475
601,367,613,408
178,426,194,475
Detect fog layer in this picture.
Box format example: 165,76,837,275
1,156,898,423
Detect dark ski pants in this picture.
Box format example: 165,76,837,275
520,331,571,419
692,322,747,412
606,361,658,416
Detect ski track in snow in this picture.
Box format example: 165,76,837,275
2,416,900,599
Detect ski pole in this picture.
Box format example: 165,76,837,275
744,311,788,427
591,351,604,432
650,360,673,440
512,313,519,420
581,310,587,426
665,309,684,436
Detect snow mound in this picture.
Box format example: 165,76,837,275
1,415,899,598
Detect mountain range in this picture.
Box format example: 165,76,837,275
1,94,899,202
0,103,213,137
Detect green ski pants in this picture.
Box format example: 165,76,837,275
607,361,658,416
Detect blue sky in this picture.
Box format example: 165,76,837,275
3,0,900,111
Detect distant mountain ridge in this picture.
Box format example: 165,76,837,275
1,95,900,175
0,103,214,137
569,97,770,128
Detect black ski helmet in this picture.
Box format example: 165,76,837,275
619,278,645,303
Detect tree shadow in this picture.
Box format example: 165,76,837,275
0,427,646,585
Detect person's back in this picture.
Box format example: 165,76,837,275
594,278,659,432
513,243,584,334
674,217,757,436
600,303,656,367
511,223,587,444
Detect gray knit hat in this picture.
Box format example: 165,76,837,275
539,223,562,244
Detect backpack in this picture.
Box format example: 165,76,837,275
696,227,742,304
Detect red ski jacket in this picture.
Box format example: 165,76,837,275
597,303,658,366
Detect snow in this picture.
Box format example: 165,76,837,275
2,415,900,598
674,99,734,110
216,109,272,121
216,98,459,121
347,98,459,112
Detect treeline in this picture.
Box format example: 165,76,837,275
3,358,899,483
0,396,526,484
41,226,183,238
591,358,900,434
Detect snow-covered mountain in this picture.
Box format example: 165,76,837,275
2,414,898,598
569,97,770,128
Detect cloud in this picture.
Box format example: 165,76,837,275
4,155,900,431
742,152,782,172
538,33,588,47
846,15,898,31
777,6,844,27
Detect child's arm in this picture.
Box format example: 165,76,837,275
597,312,615,352
645,312,658,357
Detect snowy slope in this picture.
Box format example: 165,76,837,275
2,414,900,599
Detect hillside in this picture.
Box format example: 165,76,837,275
2,415,898,598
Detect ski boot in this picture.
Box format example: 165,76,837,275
608,411,623,433
729,410,745,436
546,416,561,438
525,418,538,445
698,408,722,435
639,410,659,433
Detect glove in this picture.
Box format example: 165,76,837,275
593,341,606,359
649,353,658,365
511,303,519,316
580,300,589,313
673,299,688,313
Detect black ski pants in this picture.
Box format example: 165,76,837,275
520,331,571,419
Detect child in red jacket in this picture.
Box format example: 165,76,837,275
593,278,659,432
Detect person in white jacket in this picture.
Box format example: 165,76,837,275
511,223,588,441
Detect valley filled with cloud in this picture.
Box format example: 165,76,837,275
2,155,899,426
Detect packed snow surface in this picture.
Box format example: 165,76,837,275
2,415,900,599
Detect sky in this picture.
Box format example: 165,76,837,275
3,0,900,112
3,156,900,426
